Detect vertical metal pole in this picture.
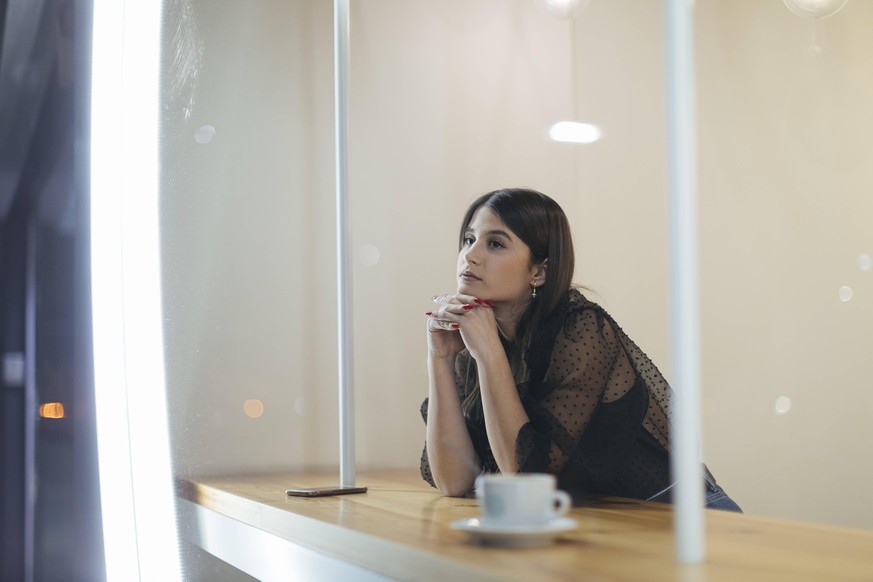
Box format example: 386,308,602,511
665,0,705,563
23,220,36,582
334,0,355,488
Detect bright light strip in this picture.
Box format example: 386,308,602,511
91,1,181,581
548,121,602,144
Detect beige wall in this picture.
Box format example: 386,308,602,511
159,0,873,529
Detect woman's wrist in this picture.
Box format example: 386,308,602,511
428,352,457,365
427,353,458,391
467,335,506,365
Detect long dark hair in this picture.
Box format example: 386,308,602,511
458,188,575,417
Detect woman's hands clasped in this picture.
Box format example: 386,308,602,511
426,294,501,362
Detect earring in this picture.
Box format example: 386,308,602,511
531,284,537,298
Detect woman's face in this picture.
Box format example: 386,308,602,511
456,206,540,304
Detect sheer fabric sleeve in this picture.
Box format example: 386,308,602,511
516,307,646,487
419,398,437,487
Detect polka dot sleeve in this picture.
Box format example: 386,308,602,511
516,307,643,477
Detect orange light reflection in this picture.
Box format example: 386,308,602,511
39,402,66,419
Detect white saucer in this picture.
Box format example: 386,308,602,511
450,517,578,548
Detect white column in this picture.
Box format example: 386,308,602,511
334,0,356,488
665,0,705,563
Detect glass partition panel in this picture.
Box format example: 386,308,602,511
695,0,873,529
157,3,870,578
345,0,873,530
161,0,338,484
160,0,582,488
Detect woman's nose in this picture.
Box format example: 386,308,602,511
464,244,481,265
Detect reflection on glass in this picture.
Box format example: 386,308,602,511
782,0,849,19
38,403,66,419
548,121,602,144
193,124,216,144
357,244,381,267
535,0,591,20
294,397,306,417
243,399,264,419
838,285,854,302
774,396,792,416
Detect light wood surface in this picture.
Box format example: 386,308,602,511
178,468,873,581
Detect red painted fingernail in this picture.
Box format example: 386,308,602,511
463,304,477,310
473,298,484,305
451,324,460,329
425,312,433,316
484,300,495,307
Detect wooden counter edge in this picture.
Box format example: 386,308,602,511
176,477,507,582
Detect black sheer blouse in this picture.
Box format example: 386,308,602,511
420,288,675,501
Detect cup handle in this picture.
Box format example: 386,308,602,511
551,490,572,518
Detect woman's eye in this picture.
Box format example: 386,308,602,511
463,236,475,246
488,240,505,249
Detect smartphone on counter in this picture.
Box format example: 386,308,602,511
286,485,368,497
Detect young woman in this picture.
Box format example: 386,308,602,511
420,188,740,511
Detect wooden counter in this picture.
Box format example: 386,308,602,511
177,468,873,581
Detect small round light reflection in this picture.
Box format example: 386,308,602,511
774,396,792,415
838,285,854,302
243,399,264,419
859,253,872,272
194,124,216,144
358,244,381,267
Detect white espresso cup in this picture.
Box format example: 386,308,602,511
475,473,572,527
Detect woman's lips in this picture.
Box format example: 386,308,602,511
459,271,481,282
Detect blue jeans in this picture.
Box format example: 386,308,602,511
703,473,743,512
647,473,743,513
